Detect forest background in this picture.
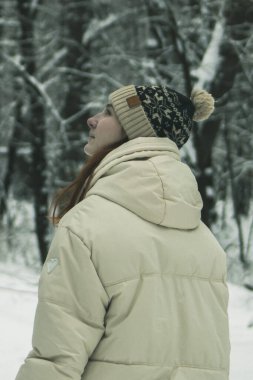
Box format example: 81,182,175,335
0,0,253,286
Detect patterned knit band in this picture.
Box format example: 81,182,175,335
108,84,195,149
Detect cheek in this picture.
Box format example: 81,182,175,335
95,125,107,140
98,123,114,139
95,120,123,145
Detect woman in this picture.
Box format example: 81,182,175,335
15,85,230,380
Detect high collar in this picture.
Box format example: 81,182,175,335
86,137,180,191
85,137,203,229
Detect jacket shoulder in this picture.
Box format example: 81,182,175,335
58,195,99,242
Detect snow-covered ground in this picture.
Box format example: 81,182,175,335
1,262,253,380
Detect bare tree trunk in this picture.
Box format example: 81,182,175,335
223,118,248,268
165,4,217,227
16,0,48,264
0,96,21,218
197,0,252,229
60,0,92,163
0,0,16,219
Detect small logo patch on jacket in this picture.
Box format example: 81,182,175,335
47,258,59,274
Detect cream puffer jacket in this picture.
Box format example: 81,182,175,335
15,137,230,380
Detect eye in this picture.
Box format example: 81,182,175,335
104,106,112,116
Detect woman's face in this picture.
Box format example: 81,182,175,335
84,104,127,156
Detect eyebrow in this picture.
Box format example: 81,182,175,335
106,103,113,110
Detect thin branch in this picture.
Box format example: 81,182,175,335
2,53,69,145
57,67,122,87
166,4,192,95
246,212,253,257
231,39,253,85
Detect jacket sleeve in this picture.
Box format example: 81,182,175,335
15,225,109,380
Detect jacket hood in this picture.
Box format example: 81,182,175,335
85,137,203,229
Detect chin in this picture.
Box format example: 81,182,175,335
83,143,93,156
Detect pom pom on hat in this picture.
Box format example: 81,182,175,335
190,89,215,122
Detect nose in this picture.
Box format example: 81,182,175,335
87,116,97,129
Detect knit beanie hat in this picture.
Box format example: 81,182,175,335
108,85,214,149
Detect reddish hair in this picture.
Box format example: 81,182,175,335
48,136,129,225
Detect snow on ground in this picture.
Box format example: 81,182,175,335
0,262,39,380
0,262,253,380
